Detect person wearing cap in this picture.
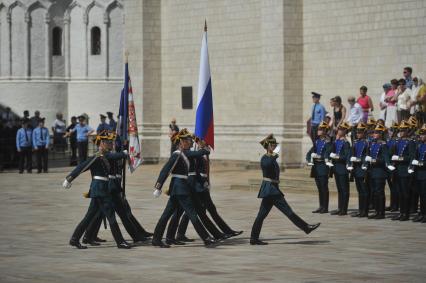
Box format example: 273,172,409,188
357,86,374,123
151,128,217,248
366,118,377,143
65,116,78,166
328,121,351,216
306,121,332,213
65,116,94,164
385,122,400,212
250,134,320,245
96,114,111,133
348,122,369,217
364,124,393,219
62,131,132,249
389,120,415,221
309,92,326,144
106,112,117,131
16,118,33,174
410,124,426,223
32,118,50,173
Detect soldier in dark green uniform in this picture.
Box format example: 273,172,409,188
62,131,131,249
306,121,332,213
364,124,394,219
407,116,420,215
151,129,217,248
385,122,399,212
250,134,320,245
328,121,351,216
411,124,426,222
348,122,369,217
390,120,416,221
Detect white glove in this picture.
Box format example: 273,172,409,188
412,160,419,166
329,153,337,159
326,161,334,167
307,162,314,166
122,150,128,155
350,156,357,162
347,166,353,171
391,155,399,161
311,153,318,159
153,189,162,198
365,156,372,162
362,165,367,170
273,145,281,155
387,165,396,171
408,168,414,174
62,179,72,189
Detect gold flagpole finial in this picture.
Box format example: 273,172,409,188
124,50,129,63
204,19,207,32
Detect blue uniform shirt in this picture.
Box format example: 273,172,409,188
74,124,93,142
32,127,50,148
109,119,117,131
311,103,326,126
97,123,111,133
16,128,33,150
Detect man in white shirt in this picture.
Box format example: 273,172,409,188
347,96,363,143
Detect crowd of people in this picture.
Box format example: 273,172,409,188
0,108,118,173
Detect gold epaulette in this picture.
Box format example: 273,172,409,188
83,192,90,198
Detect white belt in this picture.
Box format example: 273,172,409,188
200,173,208,178
188,172,196,176
116,174,122,178
171,174,188,179
93,176,108,181
108,175,117,179
263,177,280,184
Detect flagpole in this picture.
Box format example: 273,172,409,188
122,51,129,197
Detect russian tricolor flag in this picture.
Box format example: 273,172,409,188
195,21,214,149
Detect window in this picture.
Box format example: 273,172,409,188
181,86,193,109
52,27,62,56
91,26,101,55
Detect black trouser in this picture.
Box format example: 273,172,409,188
310,125,318,145
410,179,419,213
54,133,66,151
334,174,350,213
355,176,369,214
397,176,412,215
166,191,223,240
18,147,32,173
70,141,77,165
35,147,48,173
77,141,88,164
371,178,386,216
71,197,126,245
153,194,209,242
314,175,329,210
250,196,308,240
387,175,399,210
418,179,426,216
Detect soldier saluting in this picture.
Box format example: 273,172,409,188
250,134,320,245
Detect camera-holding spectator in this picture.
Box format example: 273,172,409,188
16,119,33,174
357,86,374,123
33,118,50,173
52,112,67,152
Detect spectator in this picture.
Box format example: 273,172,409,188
66,115,94,163
347,96,363,143
30,110,41,129
32,118,50,173
332,96,346,129
414,78,426,124
168,118,180,155
357,86,374,123
52,112,67,152
382,83,396,127
1,107,13,128
23,110,30,119
396,79,412,122
410,77,422,114
16,119,33,174
107,112,117,131
65,116,78,166
403,66,413,89
308,92,326,144
97,114,111,133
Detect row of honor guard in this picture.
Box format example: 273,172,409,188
307,116,426,222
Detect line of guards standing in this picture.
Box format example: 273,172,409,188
307,115,426,222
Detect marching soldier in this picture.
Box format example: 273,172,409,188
32,118,50,173
250,134,320,245
365,124,394,219
390,120,416,221
385,122,399,212
62,131,131,249
348,122,369,217
411,124,426,222
328,122,351,216
306,121,332,213
151,129,217,248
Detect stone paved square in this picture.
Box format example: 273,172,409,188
0,164,425,283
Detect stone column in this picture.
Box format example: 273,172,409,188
7,13,11,77
24,12,30,78
103,13,109,79
64,15,70,78
83,14,88,78
44,13,51,78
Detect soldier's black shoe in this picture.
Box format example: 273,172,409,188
391,214,402,221
412,214,423,222
204,237,218,247
312,208,322,213
142,232,154,238
399,214,410,221
228,230,243,238
390,208,399,212
338,211,347,216
176,235,195,242
94,237,107,242
374,214,385,219
351,212,361,217
421,217,426,223
330,209,340,215
117,241,132,249
368,212,378,219
359,212,368,218
304,223,320,234
85,240,101,246
385,206,392,211
250,239,268,245
319,208,329,214
152,239,170,248
165,238,186,245
69,239,87,249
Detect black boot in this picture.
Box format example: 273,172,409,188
110,222,132,249
69,238,87,249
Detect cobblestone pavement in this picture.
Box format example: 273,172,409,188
0,165,425,283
